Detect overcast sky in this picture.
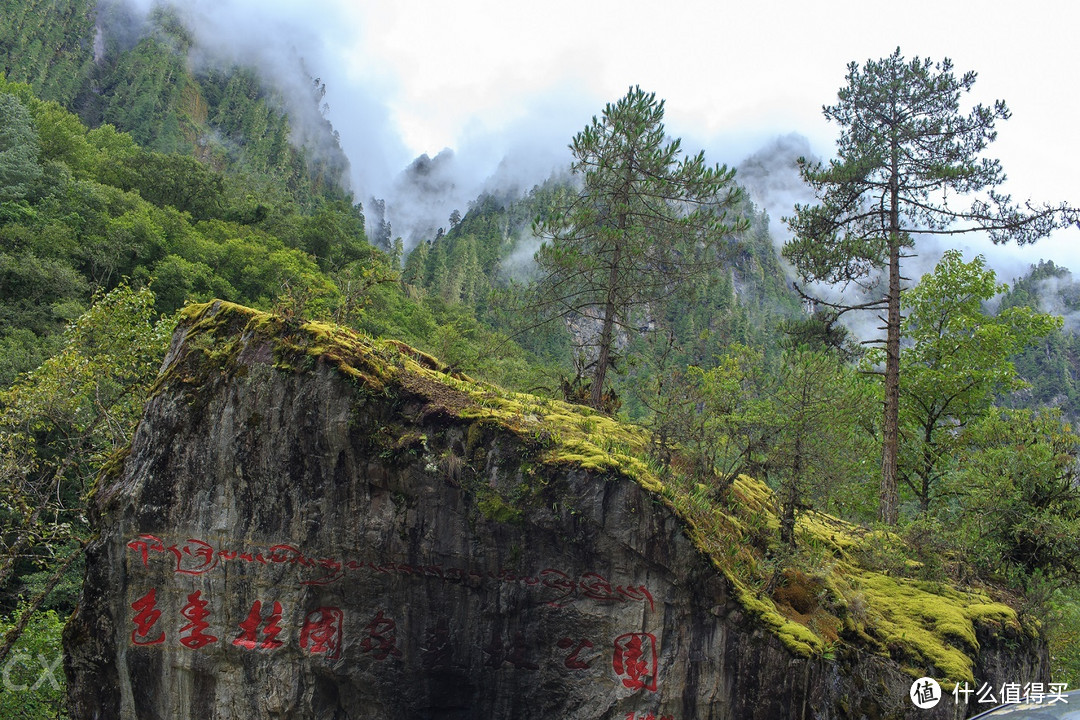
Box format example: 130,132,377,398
144,0,1080,280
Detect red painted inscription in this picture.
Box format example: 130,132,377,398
179,591,218,649
613,633,658,692
557,637,594,670
233,600,284,650
125,534,655,610
130,588,165,646
359,610,402,661
300,607,343,660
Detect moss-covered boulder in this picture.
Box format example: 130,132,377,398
64,301,1047,719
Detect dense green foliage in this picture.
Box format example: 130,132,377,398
0,73,344,385
0,284,171,583
950,407,1080,585
889,251,1061,511
0,606,66,717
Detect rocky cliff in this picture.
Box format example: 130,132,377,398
64,301,1048,719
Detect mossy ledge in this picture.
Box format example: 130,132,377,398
164,300,657,489
155,299,1037,687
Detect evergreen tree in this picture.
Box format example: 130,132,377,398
0,93,42,201
426,238,449,294
768,348,871,546
533,86,746,409
401,240,429,288
784,49,1076,524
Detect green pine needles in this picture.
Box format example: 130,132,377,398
532,86,748,410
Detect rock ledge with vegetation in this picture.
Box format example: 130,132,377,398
64,300,1047,719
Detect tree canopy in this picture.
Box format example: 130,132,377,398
888,250,1060,511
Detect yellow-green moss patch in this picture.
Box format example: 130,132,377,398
851,571,1015,682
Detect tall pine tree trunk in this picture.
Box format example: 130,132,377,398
591,243,622,409
880,138,902,525
590,172,631,411
880,233,901,524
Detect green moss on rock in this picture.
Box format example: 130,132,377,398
477,491,524,524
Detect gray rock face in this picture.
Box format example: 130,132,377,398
64,302,1047,719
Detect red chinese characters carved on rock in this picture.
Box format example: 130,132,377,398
130,588,165,646
300,607,344,660
179,591,218,649
577,572,655,608
359,610,402,661
127,586,666,693
557,637,594,670
613,633,658,692
125,534,654,611
233,600,284,650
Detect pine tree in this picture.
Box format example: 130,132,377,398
784,49,1077,524
533,86,746,409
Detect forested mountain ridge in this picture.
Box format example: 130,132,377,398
999,260,1080,421
0,0,395,394
1,0,352,208
0,70,373,384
